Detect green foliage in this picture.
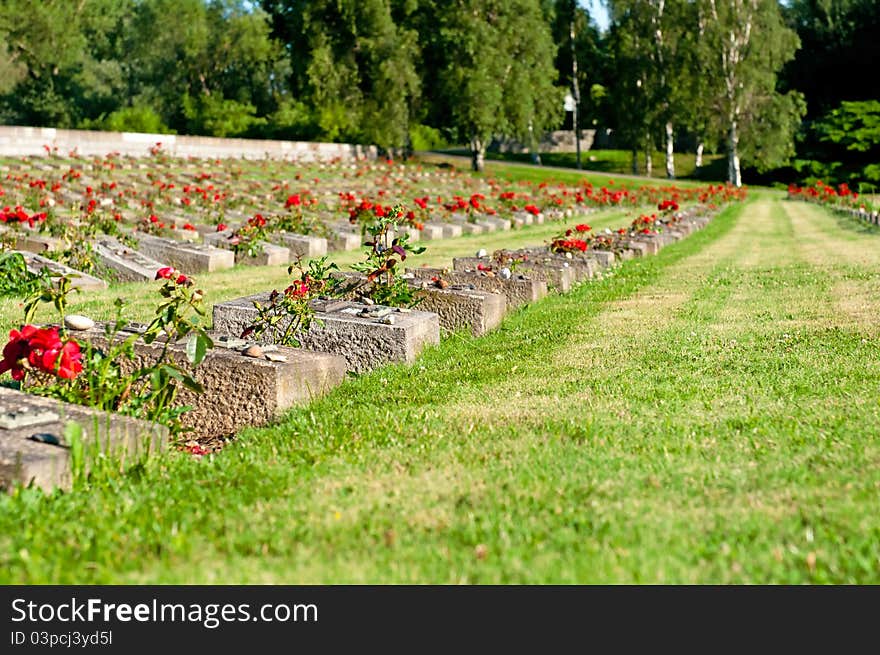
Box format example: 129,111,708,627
262,99,319,140
409,124,448,151
14,272,213,438
815,101,880,154
0,252,44,297
783,0,880,118
82,105,175,134
349,205,426,307
182,93,267,138
419,0,563,169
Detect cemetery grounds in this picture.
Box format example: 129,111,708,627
0,152,878,584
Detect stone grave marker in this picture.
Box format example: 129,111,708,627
94,237,168,282
453,254,575,293
135,234,235,273
213,294,440,373
75,324,347,439
18,251,108,290
202,231,289,266
406,266,547,309
277,233,328,258
0,387,167,492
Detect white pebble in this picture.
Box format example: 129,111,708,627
64,314,95,331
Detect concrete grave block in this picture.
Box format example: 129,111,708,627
135,234,235,273
203,232,290,266
0,228,61,254
18,251,108,290
419,223,446,240
438,223,463,238
485,217,512,231
407,267,547,309
0,387,167,492
328,230,362,252
94,237,168,282
331,271,505,337
411,284,506,336
459,222,485,235
474,220,498,233
628,236,661,255
212,295,440,373
76,326,347,439
618,240,651,257
234,241,290,267
513,247,598,283
278,233,329,259
588,250,616,268
453,255,575,293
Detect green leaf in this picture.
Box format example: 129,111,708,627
186,333,211,365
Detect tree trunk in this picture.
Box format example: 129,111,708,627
727,122,741,187
695,142,704,171
665,121,675,179
471,137,485,172
645,141,652,177
631,149,639,175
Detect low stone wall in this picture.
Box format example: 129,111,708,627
0,126,378,161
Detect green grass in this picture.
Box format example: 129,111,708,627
430,148,728,183
2,194,879,583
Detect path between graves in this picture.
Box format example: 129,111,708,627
5,195,880,584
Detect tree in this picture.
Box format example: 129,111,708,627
545,1,611,133
608,0,691,179
783,0,880,119
129,0,288,136
420,0,562,171
697,0,804,186
260,0,420,149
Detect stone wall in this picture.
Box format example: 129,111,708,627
0,126,378,161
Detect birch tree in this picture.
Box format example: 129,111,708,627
698,0,803,186
608,0,687,179
421,0,562,171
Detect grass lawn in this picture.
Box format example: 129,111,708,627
2,191,879,583
430,148,728,183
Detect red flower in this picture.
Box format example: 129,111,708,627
284,279,310,299
55,341,83,379
183,223,196,231
285,194,302,208
575,224,591,232
156,267,176,280
216,223,227,232
0,325,82,381
0,325,36,380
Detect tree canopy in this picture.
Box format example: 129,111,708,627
0,0,874,183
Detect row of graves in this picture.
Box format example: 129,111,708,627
786,181,879,226
0,151,744,492
1,203,725,493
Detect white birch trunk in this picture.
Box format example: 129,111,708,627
695,142,704,170
728,121,741,187
665,121,675,179
471,137,485,172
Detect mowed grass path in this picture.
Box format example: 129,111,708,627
2,195,879,583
